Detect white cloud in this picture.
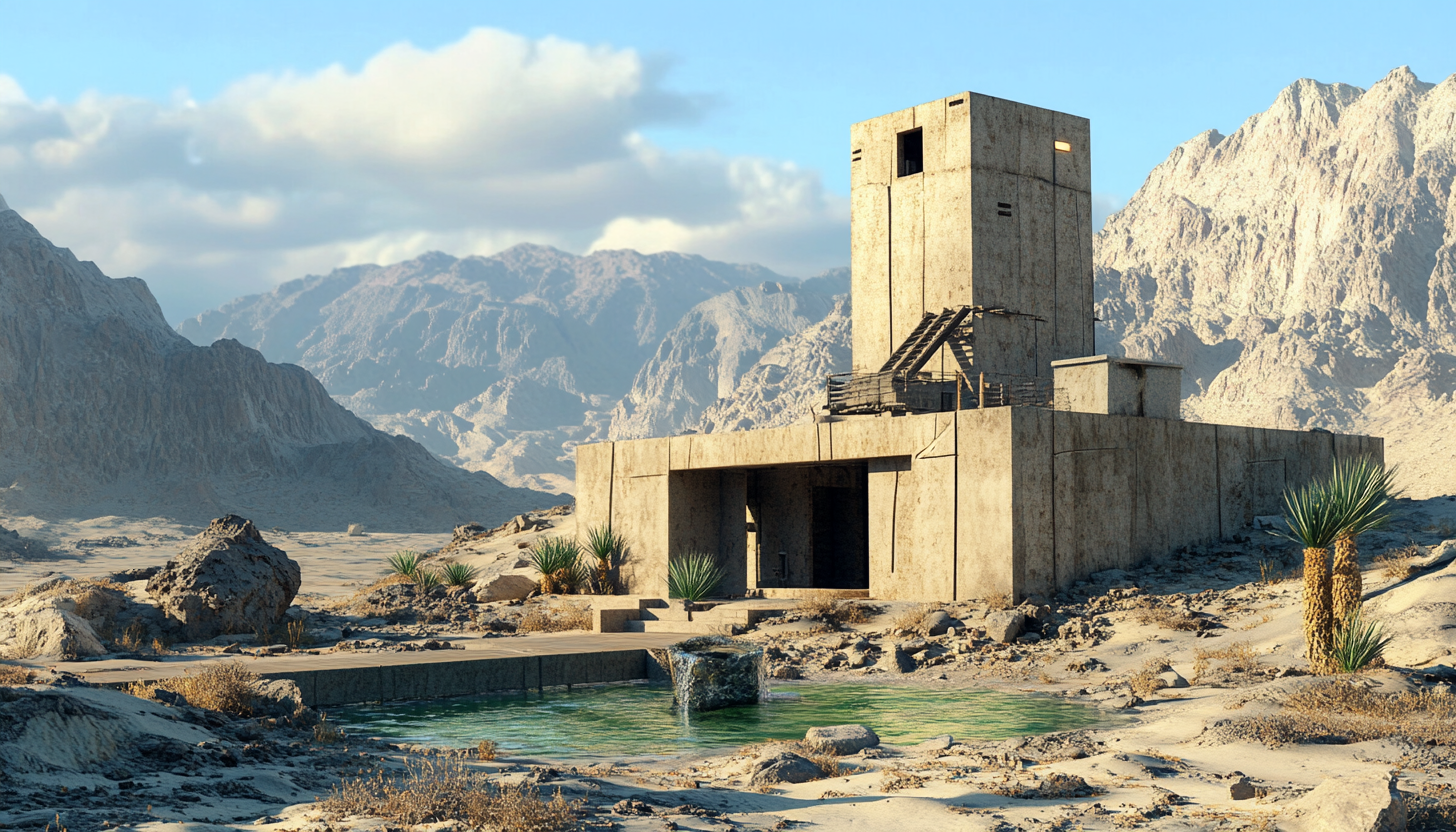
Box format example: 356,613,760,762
1092,193,1126,231
0,28,847,321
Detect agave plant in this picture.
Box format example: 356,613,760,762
528,537,584,594
387,550,424,579
440,562,478,587
413,569,443,592
667,551,726,603
584,525,626,595
1331,605,1393,674
1273,476,1345,673
1327,457,1399,626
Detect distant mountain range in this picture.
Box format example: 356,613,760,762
175,65,1456,502
180,247,847,492
0,201,549,531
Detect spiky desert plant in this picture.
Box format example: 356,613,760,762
667,551,725,602
413,569,443,592
388,550,424,579
1274,476,1345,673
528,537,584,594
584,525,626,595
1331,605,1393,674
1328,457,1399,627
440,562,478,587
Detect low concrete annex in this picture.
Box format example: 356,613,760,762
574,92,1381,603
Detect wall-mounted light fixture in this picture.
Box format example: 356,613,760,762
1054,140,1072,153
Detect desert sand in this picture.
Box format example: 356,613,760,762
3,498,1456,831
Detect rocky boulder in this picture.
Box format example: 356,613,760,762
804,724,880,756
145,516,300,639
1280,772,1405,832
984,610,1028,643
748,751,825,786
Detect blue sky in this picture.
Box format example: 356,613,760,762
0,0,1451,321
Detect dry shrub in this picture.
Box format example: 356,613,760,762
0,664,33,685
117,619,148,651
314,714,345,744
516,602,591,633
984,592,1012,612
126,661,260,717
285,619,310,649
1375,544,1420,581
324,758,578,830
1135,604,1208,632
794,592,869,627
477,739,498,761
1128,658,1173,698
880,769,927,792
1192,641,1259,683
805,750,843,778
1216,680,1456,747
891,603,934,633
990,772,1102,799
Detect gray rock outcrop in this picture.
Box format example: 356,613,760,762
145,516,301,639
748,751,824,786
0,203,549,530
1280,772,1405,832
610,273,847,441
804,724,880,755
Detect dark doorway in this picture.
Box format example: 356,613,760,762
811,482,870,589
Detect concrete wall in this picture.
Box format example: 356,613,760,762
576,410,1382,602
1053,355,1182,419
849,93,1093,379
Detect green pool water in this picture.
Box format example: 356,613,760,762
333,682,1108,759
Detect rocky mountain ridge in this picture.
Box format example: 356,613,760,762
0,200,548,530
182,247,846,491
1097,66,1456,497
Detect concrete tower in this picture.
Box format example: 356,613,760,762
849,92,1094,381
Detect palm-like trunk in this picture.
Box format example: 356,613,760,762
1331,533,1363,627
1303,546,1334,673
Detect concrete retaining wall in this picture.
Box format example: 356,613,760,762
256,649,650,708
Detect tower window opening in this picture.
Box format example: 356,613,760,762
1054,140,1072,153
898,129,923,177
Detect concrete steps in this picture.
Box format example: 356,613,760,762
592,597,798,633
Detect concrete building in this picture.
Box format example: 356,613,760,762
574,92,1381,604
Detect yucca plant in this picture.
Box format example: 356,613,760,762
667,551,725,603
387,550,424,579
1331,605,1393,674
413,569,443,592
1327,457,1399,626
439,562,478,587
528,537,584,594
1273,476,1345,674
584,525,626,595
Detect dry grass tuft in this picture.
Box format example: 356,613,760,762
324,758,579,830
983,592,1012,612
794,592,870,627
891,603,935,633
126,661,260,717
1374,544,1420,581
803,748,844,778
477,739,498,761
1216,680,1456,747
1131,597,1209,632
1192,641,1260,683
1128,658,1173,698
0,664,34,685
313,714,345,744
516,602,591,633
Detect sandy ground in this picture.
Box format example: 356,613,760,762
4,498,1456,830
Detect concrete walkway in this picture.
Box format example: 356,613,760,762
52,632,683,707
